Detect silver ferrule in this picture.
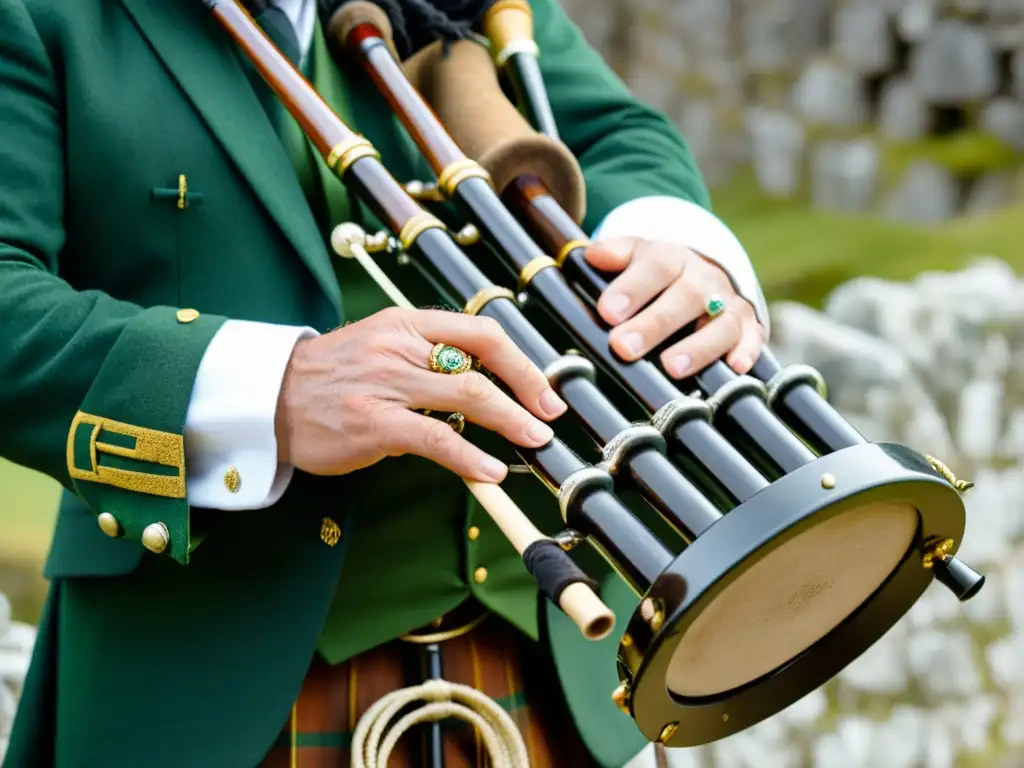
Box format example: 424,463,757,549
543,354,596,388
557,467,615,524
705,375,768,416
495,39,541,67
599,425,667,476
551,529,586,552
765,364,828,406
650,397,713,437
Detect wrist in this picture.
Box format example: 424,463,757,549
275,337,312,465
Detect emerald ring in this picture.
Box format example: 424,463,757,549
429,343,474,375
705,294,726,319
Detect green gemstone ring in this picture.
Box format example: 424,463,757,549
429,343,474,375
705,294,726,319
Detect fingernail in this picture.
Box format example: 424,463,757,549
603,293,630,321
601,238,634,260
480,456,507,482
733,355,752,373
620,332,644,357
527,421,555,445
667,353,692,378
539,389,568,418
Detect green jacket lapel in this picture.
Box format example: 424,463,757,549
119,0,342,315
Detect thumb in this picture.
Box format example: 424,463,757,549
585,237,638,272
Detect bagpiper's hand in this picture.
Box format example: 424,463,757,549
274,307,567,482
585,237,766,378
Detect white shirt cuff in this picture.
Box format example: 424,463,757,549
184,320,320,510
591,196,770,338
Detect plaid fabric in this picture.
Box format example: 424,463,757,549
260,612,601,767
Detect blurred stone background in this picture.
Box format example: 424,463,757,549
561,0,1024,221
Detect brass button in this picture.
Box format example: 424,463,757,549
224,466,241,493
141,522,170,554
97,512,121,538
467,526,480,541
321,517,341,547
176,308,200,324
473,567,488,584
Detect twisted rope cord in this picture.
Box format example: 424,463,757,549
350,678,530,768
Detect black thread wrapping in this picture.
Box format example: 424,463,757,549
522,539,598,605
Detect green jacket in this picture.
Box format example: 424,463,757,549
0,0,711,765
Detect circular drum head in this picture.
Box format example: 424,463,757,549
622,442,969,748
666,500,918,697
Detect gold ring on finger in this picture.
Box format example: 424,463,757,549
429,342,474,375
705,293,726,319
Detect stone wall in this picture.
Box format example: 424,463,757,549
0,593,35,762
559,0,1024,221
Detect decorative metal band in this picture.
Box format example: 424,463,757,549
436,159,492,197
704,375,768,417
404,179,445,202
398,212,446,251
494,39,541,67
551,528,585,552
599,425,667,476
543,354,596,388
765,363,828,407
555,239,590,268
398,610,489,644
557,466,615,524
463,286,516,316
519,256,557,288
326,136,379,175
649,397,712,437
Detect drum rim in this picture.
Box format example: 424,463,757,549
619,441,967,747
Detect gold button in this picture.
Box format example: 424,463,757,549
473,567,488,584
176,308,200,324
141,522,170,554
467,526,480,541
97,512,121,538
321,517,342,547
224,466,241,493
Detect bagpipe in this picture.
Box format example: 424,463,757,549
203,0,985,749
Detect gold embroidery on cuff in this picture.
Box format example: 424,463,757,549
66,412,186,499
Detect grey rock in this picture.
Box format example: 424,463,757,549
965,172,1017,216
832,5,894,75
878,78,930,141
884,162,960,223
792,59,868,127
980,97,1024,151
896,0,938,42
910,19,999,104
810,139,880,212
746,107,805,197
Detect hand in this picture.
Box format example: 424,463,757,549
273,307,567,483
586,237,765,378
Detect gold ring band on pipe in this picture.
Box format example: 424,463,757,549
463,286,517,316
437,159,493,197
398,212,446,251
555,239,590,268
494,39,541,68
519,256,557,288
327,136,380,174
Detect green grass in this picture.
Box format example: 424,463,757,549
0,458,60,562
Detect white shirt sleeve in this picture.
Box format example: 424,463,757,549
591,196,770,338
183,320,319,511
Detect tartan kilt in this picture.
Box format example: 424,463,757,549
259,609,605,767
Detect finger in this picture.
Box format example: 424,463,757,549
597,242,687,325
658,298,746,379
408,310,567,420
584,237,637,272
406,369,555,448
723,314,766,375
608,278,705,361
379,407,509,483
